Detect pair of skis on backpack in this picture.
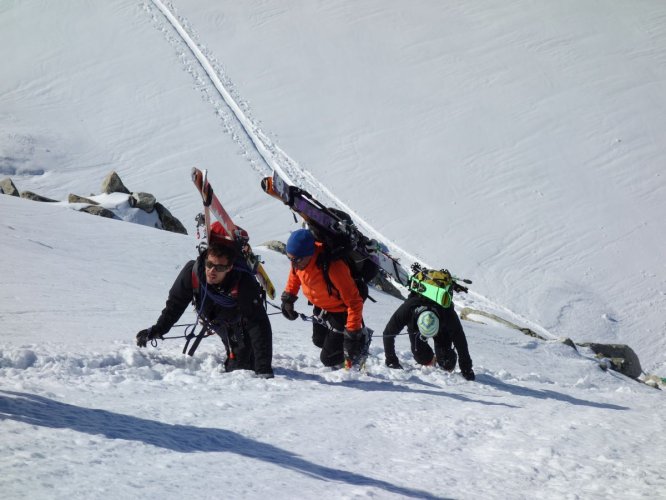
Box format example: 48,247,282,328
192,167,275,300
260,169,472,306
261,170,412,288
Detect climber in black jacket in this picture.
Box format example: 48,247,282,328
135,223,273,378
383,294,474,380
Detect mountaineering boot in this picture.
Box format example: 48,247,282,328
385,356,403,369
461,368,476,381
343,327,372,370
343,328,363,365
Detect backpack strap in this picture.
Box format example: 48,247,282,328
185,259,243,357
316,251,340,299
191,261,200,291
316,251,373,302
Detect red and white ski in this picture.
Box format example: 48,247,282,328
192,167,276,299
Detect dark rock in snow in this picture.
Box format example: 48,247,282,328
20,191,58,202
68,194,99,205
155,202,187,235
1,177,20,196
100,171,130,195
129,192,157,212
79,205,118,219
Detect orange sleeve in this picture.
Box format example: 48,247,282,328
284,267,302,297
327,260,364,331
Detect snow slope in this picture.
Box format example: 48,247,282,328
1,194,665,499
2,1,666,498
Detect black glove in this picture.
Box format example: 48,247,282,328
280,292,299,321
343,328,363,361
136,328,161,348
385,355,403,370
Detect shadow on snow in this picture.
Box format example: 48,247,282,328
476,375,630,410
277,367,520,408
0,390,447,500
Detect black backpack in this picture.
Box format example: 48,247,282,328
308,208,379,302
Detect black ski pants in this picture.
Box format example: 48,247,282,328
311,307,346,367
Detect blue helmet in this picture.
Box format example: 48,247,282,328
286,229,315,258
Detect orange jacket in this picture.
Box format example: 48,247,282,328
284,243,364,331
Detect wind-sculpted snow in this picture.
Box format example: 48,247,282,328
0,349,38,370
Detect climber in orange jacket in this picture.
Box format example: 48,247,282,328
280,229,367,367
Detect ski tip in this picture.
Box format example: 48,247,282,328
260,177,272,193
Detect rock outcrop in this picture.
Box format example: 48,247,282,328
2,171,186,235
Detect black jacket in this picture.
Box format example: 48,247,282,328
383,294,472,371
152,257,273,374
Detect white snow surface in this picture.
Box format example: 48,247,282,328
1,1,666,498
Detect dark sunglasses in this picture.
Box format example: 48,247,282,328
205,260,232,272
288,255,306,264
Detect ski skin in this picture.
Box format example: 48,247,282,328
192,167,276,299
